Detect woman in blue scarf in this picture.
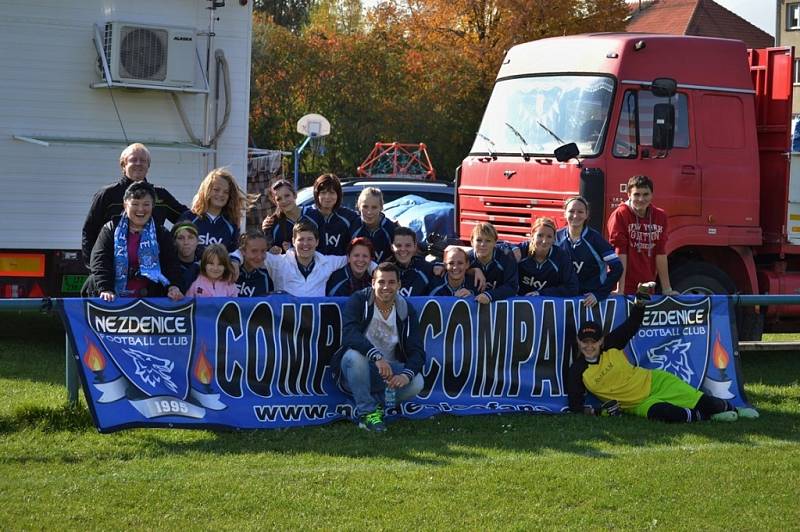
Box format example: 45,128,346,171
87,182,183,301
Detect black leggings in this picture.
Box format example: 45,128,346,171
646,394,733,423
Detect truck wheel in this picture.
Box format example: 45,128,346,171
670,261,762,341
671,261,735,295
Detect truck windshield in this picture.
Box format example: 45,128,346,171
471,75,614,157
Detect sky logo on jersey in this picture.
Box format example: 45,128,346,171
521,277,548,291
325,234,341,249
199,235,224,246
237,284,256,297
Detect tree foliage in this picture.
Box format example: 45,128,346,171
253,0,316,33
249,0,629,183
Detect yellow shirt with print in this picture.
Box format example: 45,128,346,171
582,349,652,409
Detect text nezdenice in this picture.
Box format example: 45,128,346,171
93,315,187,334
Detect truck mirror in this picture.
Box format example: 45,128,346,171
652,103,675,150
651,78,677,98
554,142,579,162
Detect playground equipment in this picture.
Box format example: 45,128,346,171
357,142,436,180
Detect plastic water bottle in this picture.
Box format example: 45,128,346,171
384,385,396,408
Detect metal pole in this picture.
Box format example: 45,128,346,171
731,295,800,306
201,2,219,174
65,333,79,405
293,136,313,190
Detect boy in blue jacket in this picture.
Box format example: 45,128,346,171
330,262,426,432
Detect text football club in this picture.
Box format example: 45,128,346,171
59,295,751,432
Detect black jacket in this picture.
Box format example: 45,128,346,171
81,176,188,266
86,217,182,297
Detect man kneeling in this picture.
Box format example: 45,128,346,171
567,285,759,422
331,262,425,432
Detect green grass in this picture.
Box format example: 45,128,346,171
1,312,799,530
763,332,800,342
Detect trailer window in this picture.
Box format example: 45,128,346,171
470,75,614,157
613,90,689,157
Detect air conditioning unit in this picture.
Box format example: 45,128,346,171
101,22,196,88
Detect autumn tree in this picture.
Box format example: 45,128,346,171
249,0,630,182
254,0,316,32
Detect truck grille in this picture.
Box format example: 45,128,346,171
459,195,564,241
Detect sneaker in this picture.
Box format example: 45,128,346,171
711,410,738,422
736,407,760,419
358,408,387,433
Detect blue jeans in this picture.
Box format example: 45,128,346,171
339,348,424,416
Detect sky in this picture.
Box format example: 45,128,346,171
625,0,776,36
713,0,776,36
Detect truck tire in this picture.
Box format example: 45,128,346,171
671,261,735,295
670,261,762,341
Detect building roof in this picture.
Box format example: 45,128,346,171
626,0,774,49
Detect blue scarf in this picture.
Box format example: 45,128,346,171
114,215,170,296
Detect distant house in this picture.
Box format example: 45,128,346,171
778,2,800,116
626,0,774,49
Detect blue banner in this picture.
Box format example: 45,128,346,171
58,295,749,432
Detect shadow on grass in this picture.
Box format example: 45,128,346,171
0,312,66,387
2,388,797,467
0,403,93,433
740,352,800,386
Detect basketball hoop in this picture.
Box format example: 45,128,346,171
297,114,331,138
294,114,331,189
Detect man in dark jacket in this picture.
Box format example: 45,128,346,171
81,143,187,267
330,262,426,432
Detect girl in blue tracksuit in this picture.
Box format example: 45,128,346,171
517,217,579,297
301,173,360,256
350,187,397,263
429,246,478,297
327,237,374,297
179,168,246,256
556,196,623,307
468,222,518,304
261,179,308,253
236,229,274,297
388,227,439,297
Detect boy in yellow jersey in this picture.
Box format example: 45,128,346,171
567,286,759,422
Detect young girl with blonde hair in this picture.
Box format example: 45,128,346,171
179,168,247,256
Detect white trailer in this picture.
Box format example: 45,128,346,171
0,0,253,297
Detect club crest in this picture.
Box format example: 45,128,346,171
85,300,195,398
627,296,711,388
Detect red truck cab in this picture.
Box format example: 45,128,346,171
457,33,795,335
